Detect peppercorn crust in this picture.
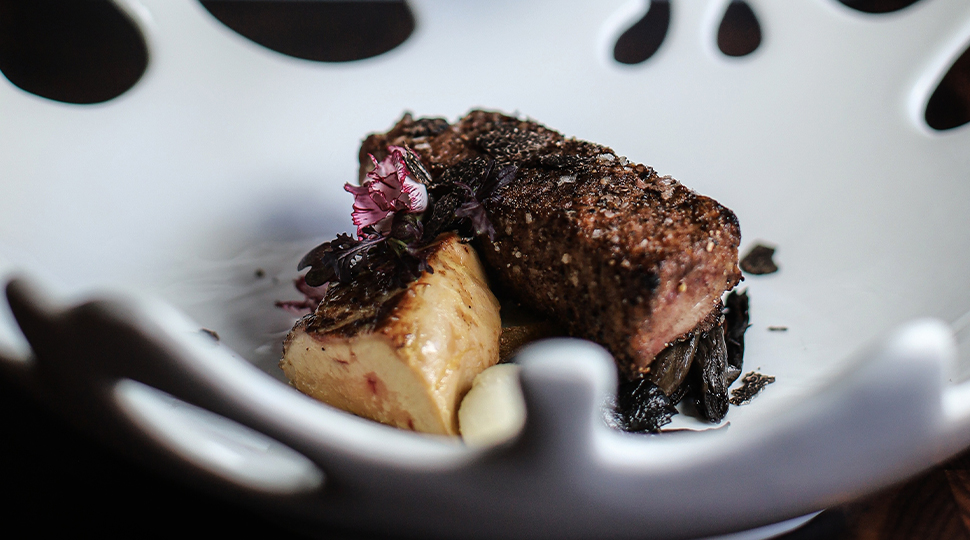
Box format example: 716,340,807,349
361,111,742,379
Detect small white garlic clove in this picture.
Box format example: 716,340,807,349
458,364,526,447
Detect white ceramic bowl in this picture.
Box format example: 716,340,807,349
2,1,970,538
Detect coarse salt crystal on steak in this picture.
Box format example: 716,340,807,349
360,110,742,380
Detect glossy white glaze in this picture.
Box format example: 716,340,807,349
1,0,969,538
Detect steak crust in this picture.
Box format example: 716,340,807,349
361,111,742,379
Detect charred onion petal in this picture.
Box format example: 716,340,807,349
724,289,749,372
689,325,730,423
725,364,742,387
615,378,678,433
647,334,698,396
668,384,687,406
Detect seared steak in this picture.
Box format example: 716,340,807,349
361,111,742,380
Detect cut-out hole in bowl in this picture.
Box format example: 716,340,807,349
717,1,761,57
613,0,670,65
0,0,148,104
115,379,324,495
926,44,970,131
836,0,922,14
199,0,415,62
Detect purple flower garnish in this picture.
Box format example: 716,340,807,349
346,146,428,237
287,147,517,310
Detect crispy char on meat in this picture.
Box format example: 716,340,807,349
360,111,742,379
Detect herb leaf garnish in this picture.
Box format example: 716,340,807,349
291,148,515,311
